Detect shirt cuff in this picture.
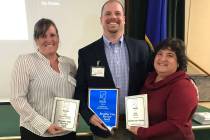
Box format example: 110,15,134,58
30,115,52,136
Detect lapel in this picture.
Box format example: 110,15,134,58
93,37,115,86
124,37,134,92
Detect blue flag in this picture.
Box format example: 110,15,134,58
145,0,167,51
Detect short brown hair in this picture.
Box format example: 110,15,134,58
155,38,187,71
101,0,124,16
33,18,59,40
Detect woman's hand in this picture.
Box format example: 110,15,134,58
128,126,139,135
47,124,64,135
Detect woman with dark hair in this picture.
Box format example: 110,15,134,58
10,18,76,140
128,38,198,140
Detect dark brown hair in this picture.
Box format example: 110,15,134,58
154,38,187,71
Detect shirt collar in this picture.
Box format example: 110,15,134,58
36,51,61,64
103,35,124,48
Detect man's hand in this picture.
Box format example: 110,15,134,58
47,124,64,135
89,115,107,131
128,126,138,135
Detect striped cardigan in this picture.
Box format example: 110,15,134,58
10,51,76,137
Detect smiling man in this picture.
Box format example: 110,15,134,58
74,0,152,140
100,0,125,42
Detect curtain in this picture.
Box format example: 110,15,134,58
167,0,185,40
125,0,185,45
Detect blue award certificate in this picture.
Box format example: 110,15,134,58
88,88,118,131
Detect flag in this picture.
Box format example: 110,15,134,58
145,0,167,51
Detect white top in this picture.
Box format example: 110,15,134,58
10,51,77,137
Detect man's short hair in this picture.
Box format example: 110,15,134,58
101,0,124,16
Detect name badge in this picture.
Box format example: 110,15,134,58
91,67,105,77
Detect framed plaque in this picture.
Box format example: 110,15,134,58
88,88,118,132
125,94,148,129
51,97,80,131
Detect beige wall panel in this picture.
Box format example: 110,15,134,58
185,0,210,74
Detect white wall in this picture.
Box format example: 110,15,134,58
0,0,124,101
